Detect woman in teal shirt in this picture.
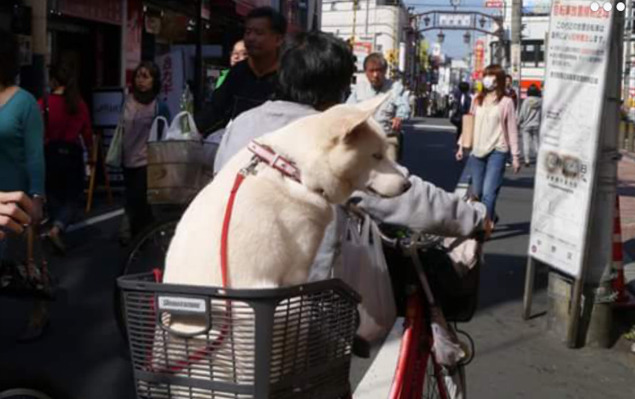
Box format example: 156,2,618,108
0,29,46,342
0,29,45,222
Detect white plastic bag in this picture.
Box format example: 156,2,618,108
148,116,169,142
165,111,201,141
336,214,397,343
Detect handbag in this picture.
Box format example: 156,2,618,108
106,121,124,168
335,214,397,343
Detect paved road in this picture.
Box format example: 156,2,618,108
1,117,633,398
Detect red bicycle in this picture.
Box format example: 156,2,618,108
375,223,479,399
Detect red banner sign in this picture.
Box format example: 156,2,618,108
58,0,122,26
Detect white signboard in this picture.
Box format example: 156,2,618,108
92,89,124,128
438,14,472,28
157,49,185,119
528,0,614,277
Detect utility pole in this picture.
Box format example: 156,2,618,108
352,0,359,45
511,0,522,90
623,0,633,105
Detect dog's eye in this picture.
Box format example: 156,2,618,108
372,153,383,161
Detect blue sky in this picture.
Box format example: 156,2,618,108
406,0,507,60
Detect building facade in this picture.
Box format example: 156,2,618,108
320,0,415,83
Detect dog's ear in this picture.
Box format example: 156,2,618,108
331,93,390,144
354,92,391,116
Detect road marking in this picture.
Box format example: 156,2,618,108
66,208,124,233
412,124,456,132
353,318,404,398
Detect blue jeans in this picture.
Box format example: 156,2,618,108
468,151,508,218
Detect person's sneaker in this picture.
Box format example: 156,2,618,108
524,161,531,167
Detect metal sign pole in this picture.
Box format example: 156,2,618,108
522,256,536,320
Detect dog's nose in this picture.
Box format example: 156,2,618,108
402,180,412,192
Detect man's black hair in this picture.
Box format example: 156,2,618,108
458,82,470,93
0,29,19,87
527,84,541,97
246,7,287,36
363,53,387,71
276,31,355,109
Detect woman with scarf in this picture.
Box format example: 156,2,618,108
456,64,521,228
119,62,170,241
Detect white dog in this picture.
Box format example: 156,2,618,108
163,93,410,290
152,94,410,391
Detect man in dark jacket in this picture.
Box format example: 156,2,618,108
450,82,472,143
195,7,286,136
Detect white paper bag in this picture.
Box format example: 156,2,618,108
336,215,397,343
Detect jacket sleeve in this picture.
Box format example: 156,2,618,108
354,173,486,238
23,98,46,196
195,69,234,136
504,99,521,161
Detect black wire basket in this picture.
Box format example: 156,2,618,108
118,273,360,399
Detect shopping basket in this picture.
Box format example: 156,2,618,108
117,273,360,399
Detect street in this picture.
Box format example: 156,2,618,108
1,118,634,399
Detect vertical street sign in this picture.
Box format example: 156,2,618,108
529,0,615,277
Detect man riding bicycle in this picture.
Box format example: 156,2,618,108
346,53,410,161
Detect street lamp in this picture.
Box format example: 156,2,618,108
463,31,471,44
479,16,487,28
437,30,445,43
424,15,431,27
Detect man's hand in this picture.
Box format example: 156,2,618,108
391,117,403,132
0,191,34,240
512,158,521,174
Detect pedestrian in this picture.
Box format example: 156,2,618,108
450,82,472,143
517,84,542,166
196,7,286,136
213,31,489,355
0,28,48,341
38,62,93,254
215,39,248,89
505,74,518,109
118,61,171,243
347,53,410,161
456,64,521,227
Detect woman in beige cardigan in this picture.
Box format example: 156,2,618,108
456,64,521,226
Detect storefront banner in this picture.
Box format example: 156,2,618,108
157,50,185,119
57,0,122,25
126,0,143,72
529,0,614,277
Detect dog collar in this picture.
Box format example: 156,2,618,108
247,141,302,183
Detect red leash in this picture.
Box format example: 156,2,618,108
151,171,248,374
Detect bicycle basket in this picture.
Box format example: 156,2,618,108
118,273,360,399
422,248,481,323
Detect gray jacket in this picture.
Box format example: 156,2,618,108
517,96,542,131
213,100,486,281
347,77,410,135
